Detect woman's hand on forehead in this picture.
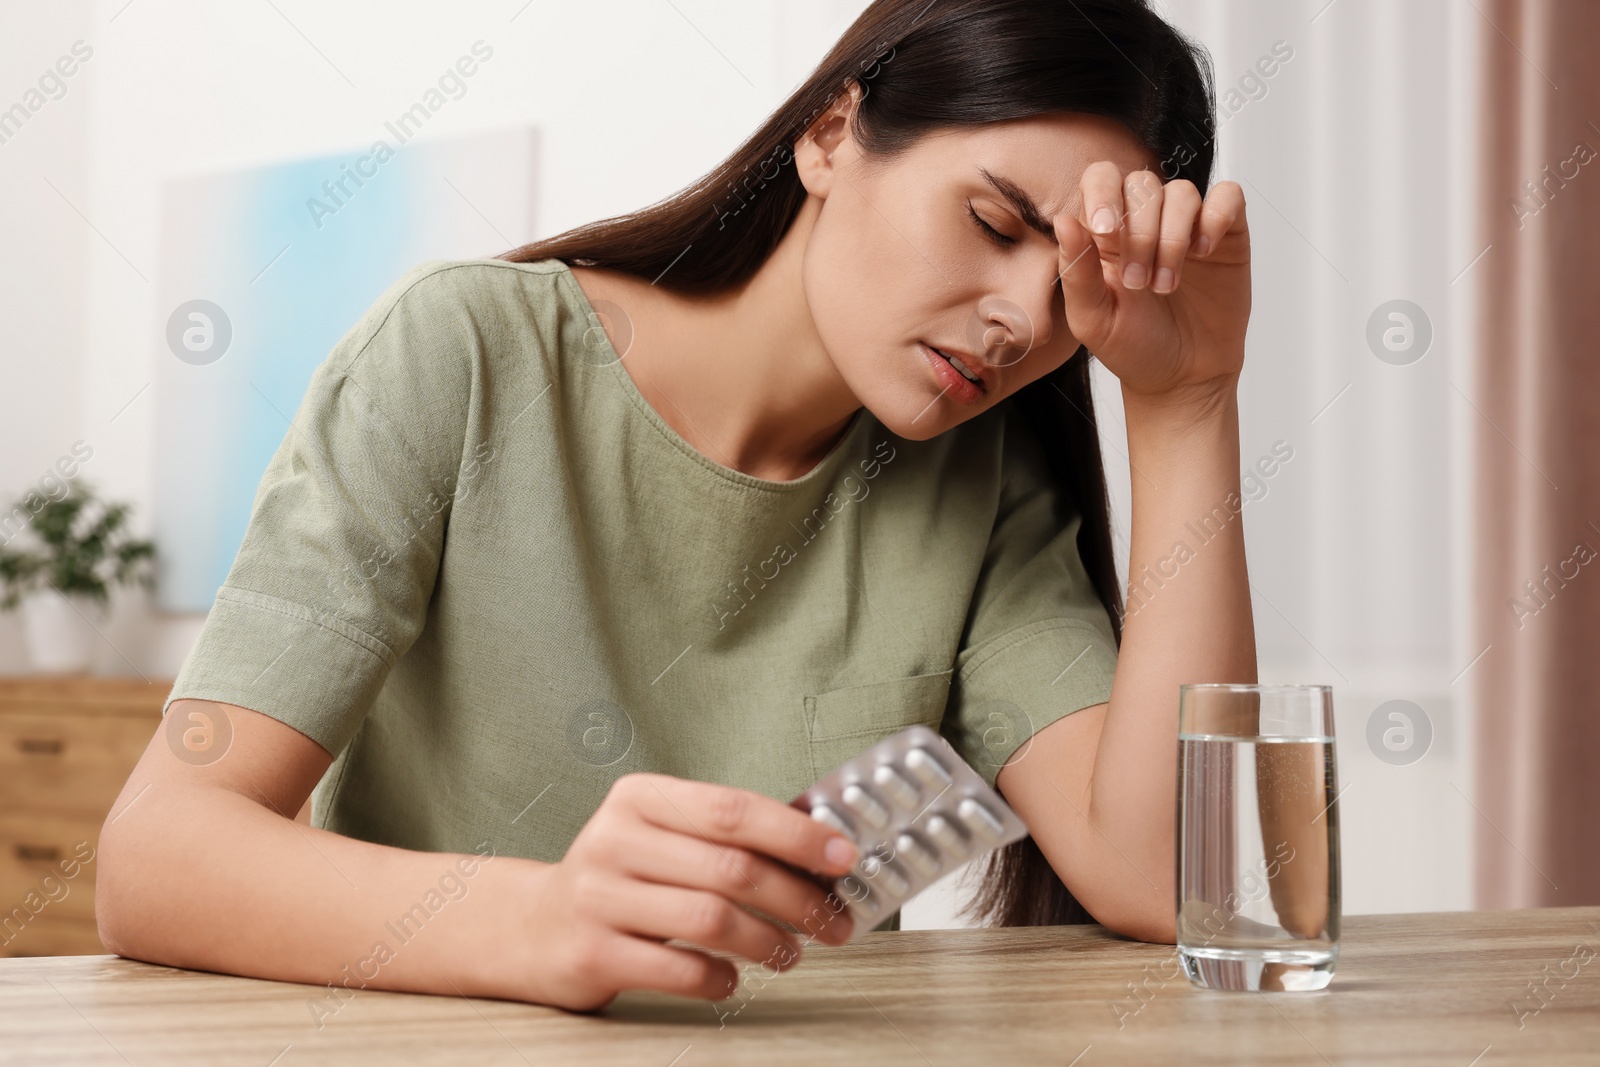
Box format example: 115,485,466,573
1051,161,1251,402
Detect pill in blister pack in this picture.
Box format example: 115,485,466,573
790,724,1029,939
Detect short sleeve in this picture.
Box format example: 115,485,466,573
164,261,487,756
940,403,1120,787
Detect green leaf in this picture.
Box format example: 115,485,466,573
0,480,156,612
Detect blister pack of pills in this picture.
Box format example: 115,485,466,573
790,723,1029,939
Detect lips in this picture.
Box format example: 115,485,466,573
935,346,984,385
918,341,987,405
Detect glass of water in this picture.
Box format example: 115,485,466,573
1177,684,1341,992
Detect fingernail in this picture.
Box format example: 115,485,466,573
1091,207,1118,234
1194,234,1212,257
1123,262,1148,290
1153,267,1175,293
825,836,857,870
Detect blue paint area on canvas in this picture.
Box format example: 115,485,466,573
157,145,433,612
154,126,537,614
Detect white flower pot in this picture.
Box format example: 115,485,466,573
19,591,106,673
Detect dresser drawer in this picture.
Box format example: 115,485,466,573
0,712,155,818
0,813,101,924
0,913,104,957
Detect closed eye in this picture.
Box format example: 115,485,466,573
966,200,1018,247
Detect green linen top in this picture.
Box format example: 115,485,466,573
165,257,1120,932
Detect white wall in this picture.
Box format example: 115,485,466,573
1,0,1478,921
0,1,93,671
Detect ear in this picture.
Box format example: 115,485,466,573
793,80,864,200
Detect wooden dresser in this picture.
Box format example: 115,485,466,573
0,676,167,957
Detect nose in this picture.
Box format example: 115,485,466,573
967,288,1053,368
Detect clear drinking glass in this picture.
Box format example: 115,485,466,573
1176,684,1341,992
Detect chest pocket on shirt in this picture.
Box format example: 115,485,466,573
802,669,954,780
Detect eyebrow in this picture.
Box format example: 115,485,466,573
976,167,1059,241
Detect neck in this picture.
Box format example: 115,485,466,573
580,198,863,483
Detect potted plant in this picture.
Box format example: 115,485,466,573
0,480,156,673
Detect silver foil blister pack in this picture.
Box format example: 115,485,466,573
791,724,1028,938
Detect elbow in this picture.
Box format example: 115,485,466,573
94,815,138,958
94,797,169,962
1080,888,1177,944
1075,845,1177,944
95,900,132,960
1097,909,1177,945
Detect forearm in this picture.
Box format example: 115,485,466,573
1090,379,1257,924
97,783,544,1004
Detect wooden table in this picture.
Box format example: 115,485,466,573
1,907,1596,1065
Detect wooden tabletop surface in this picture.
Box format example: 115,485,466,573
2,906,1597,1066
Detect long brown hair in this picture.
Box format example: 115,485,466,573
497,0,1216,927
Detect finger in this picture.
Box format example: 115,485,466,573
612,827,855,945
1054,212,1115,348
1152,179,1203,294
1079,159,1126,242
1119,170,1164,290
603,878,805,972
622,774,858,877
597,932,743,1002
1191,179,1247,258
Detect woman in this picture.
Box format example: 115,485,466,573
98,0,1254,1013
